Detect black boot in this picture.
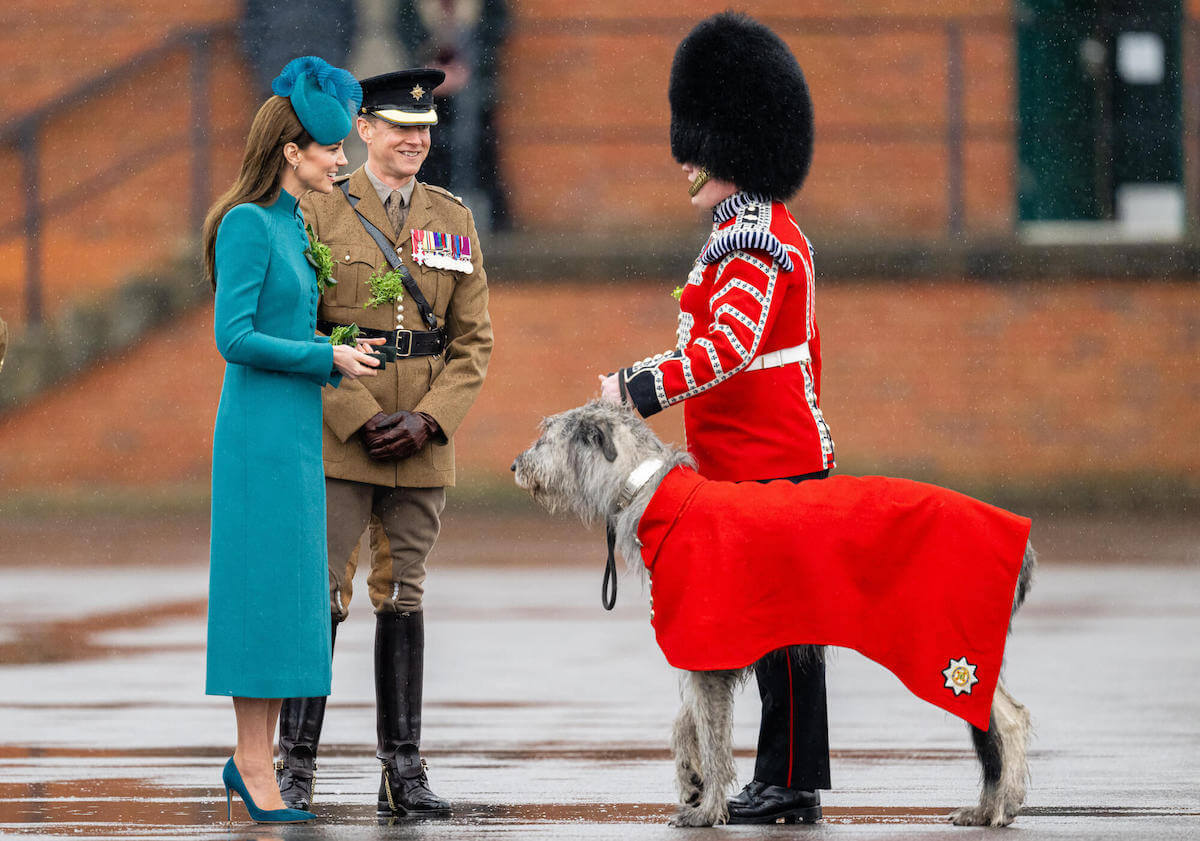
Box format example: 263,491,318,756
375,611,450,816
728,781,821,824
276,615,338,810
728,647,829,824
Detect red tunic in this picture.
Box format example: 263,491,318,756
636,466,1032,731
620,193,833,481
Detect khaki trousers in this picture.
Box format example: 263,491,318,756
325,478,445,619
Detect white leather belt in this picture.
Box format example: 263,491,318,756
744,342,811,372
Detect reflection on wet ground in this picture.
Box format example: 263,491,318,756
0,513,1198,839
4,776,1198,836
0,601,206,665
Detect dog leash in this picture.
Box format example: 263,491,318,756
602,521,618,610
602,458,665,611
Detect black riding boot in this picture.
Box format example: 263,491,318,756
276,615,339,810
728,646,829,824
375,611,450,816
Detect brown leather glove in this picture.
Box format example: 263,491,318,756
361,411,441,461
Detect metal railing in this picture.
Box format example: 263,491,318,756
0,23,232,327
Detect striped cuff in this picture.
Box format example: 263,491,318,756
620,367,664,418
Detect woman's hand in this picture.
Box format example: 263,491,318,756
598,373,621,403
333,338,383,379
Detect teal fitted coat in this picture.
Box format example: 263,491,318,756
206,189,340,698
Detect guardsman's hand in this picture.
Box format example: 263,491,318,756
363,411,441,460
598,373,621,403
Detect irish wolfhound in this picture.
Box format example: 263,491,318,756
512,400,1035,828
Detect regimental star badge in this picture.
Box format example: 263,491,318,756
943,657,979,696
410,84,425,100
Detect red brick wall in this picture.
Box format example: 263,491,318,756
1,2,1196,508
0,34,255,329
6,1,1200,328
1,0,238,115
498,1,1016,239
1,279,1195,500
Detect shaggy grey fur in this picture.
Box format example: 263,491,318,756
513,401,1035,827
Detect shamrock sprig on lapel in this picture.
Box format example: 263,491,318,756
364,267,406,309
304,223,335,293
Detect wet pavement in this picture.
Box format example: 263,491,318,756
0,511,1197,839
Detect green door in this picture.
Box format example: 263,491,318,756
1016,0,1182,227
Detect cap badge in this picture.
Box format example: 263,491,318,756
410,84,425,100
942,657,979,696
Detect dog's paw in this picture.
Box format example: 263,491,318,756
948,805,1017,827
670,806,723,828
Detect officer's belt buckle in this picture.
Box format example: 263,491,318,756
393,330,414,358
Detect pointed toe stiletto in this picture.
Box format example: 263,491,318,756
222,758,316,824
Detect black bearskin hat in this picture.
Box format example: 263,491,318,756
669,12,814,200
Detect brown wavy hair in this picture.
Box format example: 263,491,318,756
201,96,315,289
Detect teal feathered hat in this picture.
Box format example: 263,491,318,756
272,56,362,145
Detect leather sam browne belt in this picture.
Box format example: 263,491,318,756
318,320,447,361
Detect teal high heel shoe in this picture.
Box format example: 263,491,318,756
222,758,316,823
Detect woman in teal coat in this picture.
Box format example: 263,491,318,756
200,57,381,823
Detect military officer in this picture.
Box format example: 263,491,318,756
277,68,493,818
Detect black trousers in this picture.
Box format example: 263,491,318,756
752,647,831,789
750,469,832,790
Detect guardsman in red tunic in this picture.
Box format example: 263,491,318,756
599,12,835,825
618,193,833,482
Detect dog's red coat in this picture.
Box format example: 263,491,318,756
636,467,1031,731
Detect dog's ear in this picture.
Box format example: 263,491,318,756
597,422,618,462
577,419,618,462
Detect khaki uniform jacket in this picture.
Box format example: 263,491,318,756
301,167,493,488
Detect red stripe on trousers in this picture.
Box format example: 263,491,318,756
786,655,795,788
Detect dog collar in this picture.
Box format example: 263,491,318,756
615,458,665,511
